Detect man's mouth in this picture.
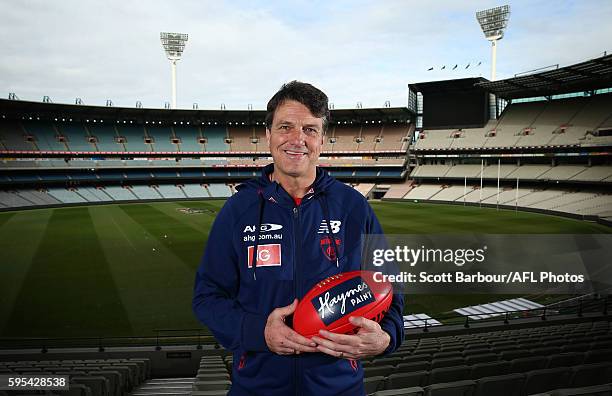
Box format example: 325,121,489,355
284,149,308,158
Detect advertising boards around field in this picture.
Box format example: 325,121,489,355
361,234,612,294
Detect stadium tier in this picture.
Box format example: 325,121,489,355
1,54,611,228
0,107,411,154
410,164,612,183
413,93,612,151
394,184,612,219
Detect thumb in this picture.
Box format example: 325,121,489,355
277,298,298,316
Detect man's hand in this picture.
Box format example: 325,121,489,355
311,316,390,360
265,299,318,355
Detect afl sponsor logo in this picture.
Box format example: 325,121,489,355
243,223,283,233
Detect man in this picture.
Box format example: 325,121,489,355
193,81,404,395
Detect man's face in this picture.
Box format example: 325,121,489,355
266,100,324,180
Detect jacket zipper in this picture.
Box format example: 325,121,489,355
292,205,300,396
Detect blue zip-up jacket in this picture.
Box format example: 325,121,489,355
193,164,404,396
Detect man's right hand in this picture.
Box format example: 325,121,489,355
264,298,318,355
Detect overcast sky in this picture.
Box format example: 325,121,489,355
1,0,611,110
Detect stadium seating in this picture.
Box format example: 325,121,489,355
383,181,415,199
0,120,34,150
410,164,612,183
116,125,151,152
358,318,612,396
173,125,205,152
22,120,68,151
202,127,229,152
0,358,151,395
146,125,178,152
206,184,231,198
395,183,612,219
88,124,122,152
376,124,412,151
59,122,96,152
228,126,256,151
413,94,612,151
181,184,209,198
156,185,186,199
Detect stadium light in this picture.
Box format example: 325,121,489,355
160,32,189,109
476,5,510,81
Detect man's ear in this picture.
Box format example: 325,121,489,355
266,128,271,145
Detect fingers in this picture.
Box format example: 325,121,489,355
275,298,298,317
317,329,359,346
349,316,379,331
314,341,358,360
280,335,317,353
287,329,317,349
283,340,317,353
311,335,354,355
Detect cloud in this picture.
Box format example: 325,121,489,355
0,0,610,110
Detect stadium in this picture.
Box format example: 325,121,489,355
1,2,612,396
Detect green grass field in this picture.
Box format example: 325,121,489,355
0,200,609,339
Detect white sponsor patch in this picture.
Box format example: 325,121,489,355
317,220,341,234
243,223,283,233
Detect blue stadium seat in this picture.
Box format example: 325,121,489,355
88,124,122,152
431,357,464,369
570,363,612,387
173,125,204,152
474,373,524,396
386,371,429,390
510,356,547,373
470,361,510,379
548,384,612,395
23,120,66,151
398,361,430,372
364,375,386,394
521,367,572,395
547,352,585,368
429,365,470,384
202,127,229,152
425,379,476,396
146,126,177,152
365,365,395,378
374,387,425,396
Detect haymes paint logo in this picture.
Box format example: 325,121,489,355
311,276,374,326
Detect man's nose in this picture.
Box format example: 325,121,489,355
287,126,307,143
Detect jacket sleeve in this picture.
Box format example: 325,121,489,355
192,201,270,352
365,204,405,355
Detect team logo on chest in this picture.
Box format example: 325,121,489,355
320,236,342,261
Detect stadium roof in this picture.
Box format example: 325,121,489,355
475,53,612,100
0,99,413,125
409,77,490,94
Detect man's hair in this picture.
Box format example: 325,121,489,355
265,80,330,133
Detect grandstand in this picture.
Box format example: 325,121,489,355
402,54,612,226
1,46,612,396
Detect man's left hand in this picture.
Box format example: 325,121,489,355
311,316,390,360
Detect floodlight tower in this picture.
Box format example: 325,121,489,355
160,32,188,109
476,5,510,81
